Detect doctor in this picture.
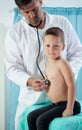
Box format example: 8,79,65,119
4,0,82,129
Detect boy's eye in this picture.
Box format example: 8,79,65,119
46,45,50,47
45,44,59,48
54,45,59,48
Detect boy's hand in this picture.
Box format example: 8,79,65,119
62,108,73,117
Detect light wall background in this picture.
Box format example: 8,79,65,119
0,0,82,130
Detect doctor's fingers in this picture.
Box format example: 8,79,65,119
32,83,42,91
33,86,47,91
32,83,48,91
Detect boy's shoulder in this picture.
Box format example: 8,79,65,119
57,58,69,68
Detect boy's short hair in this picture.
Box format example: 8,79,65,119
44,27,65,43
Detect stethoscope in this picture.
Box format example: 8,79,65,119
36,28,50,86
29,21,50,86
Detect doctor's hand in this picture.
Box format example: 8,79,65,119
27,77,48,91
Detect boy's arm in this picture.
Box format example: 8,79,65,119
59,59,76,116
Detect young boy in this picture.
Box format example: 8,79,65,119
27,27,81,130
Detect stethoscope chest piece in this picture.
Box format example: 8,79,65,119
44,79,51,86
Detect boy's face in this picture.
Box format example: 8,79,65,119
19,0,43,27
43,35,65,60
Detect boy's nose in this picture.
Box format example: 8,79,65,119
49,46,54,52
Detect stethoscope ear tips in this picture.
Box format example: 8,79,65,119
44,79,51,86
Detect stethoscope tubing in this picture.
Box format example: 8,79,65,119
36,28,51,86
36,28,45,79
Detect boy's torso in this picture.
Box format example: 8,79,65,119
45,59,68,103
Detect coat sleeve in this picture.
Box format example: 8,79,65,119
4,28,31,88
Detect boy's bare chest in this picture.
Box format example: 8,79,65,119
45,64,60,79
45,63,66,88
